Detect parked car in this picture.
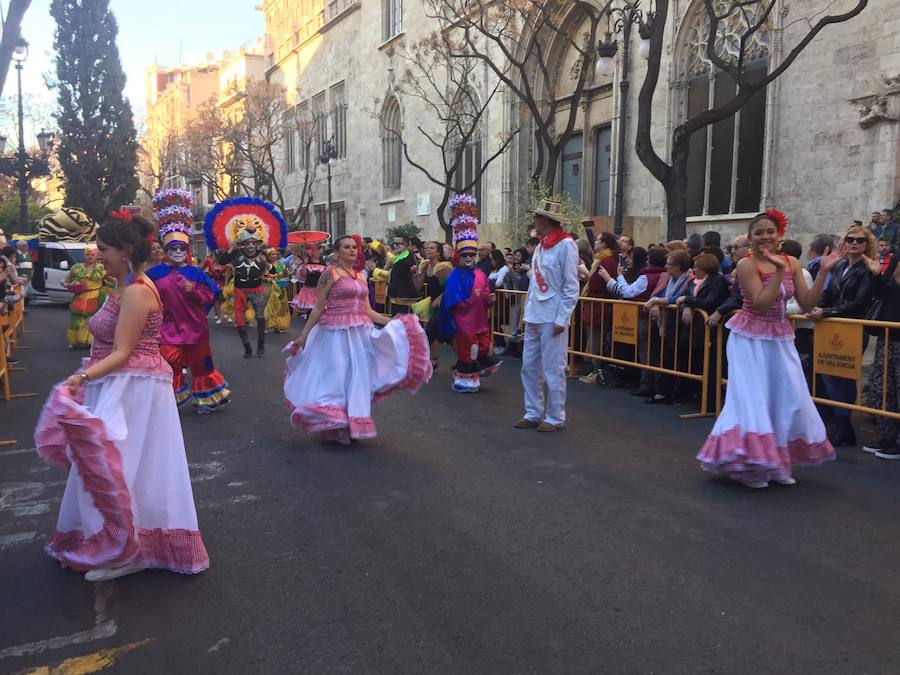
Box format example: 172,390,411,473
26,241,91,304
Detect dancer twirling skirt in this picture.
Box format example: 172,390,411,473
697,210,844,488
35,212,208,581
284,234,432,444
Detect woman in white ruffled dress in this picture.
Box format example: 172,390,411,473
697,211,845,489
284,235,432,444
35,212,209,581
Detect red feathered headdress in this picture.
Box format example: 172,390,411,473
351,234,366,272
765,209,789,238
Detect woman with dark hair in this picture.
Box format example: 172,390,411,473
35,212,209,582
284,234,432,444
597,247,649,298
579,232,619,384
697,210,844,488
487,249,508,288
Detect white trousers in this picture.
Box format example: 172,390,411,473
521,321,569,426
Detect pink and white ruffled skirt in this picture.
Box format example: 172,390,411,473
284,314,432,440
35,376,209,574
697,332,835,483
291,286,318,311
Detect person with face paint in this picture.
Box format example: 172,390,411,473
218,230,271,357
283,234,432,444
147,189,231,413
61,246,107,348
438,194,500,393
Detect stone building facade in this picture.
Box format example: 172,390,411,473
262,0,510,243
261,0,899,248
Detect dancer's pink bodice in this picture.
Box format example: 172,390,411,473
727,271,796,340
84,293,172,377
319,274,373,329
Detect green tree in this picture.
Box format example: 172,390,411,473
385,221,423,244
51,0,138,222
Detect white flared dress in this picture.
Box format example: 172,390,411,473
35,282,209,574
697,271,835,482
284,272,432,440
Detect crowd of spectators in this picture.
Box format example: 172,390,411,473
491,205,900,456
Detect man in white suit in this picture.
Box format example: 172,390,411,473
514,199,580,432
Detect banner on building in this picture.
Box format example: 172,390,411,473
813,322,863,380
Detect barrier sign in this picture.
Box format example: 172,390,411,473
374,280,387,305
612,303,638,345
813,322,863,379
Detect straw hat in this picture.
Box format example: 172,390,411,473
531,198,569,225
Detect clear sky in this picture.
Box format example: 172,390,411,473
0,0,264,143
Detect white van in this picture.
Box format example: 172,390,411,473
26,241,92,304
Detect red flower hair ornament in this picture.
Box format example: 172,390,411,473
110,208,133,222
765,209,789,238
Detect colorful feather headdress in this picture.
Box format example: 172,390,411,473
203,197,287,252
450,193,479,253
153,188,193,248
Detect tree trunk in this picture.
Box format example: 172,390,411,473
542,144,561,193
665,140,690,241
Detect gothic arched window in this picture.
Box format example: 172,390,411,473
682,1,771,217
381,96,402,191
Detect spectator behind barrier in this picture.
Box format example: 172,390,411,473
676,252,729,410
632,246,670,397
643,249,693,404
862,252,900,458
807,233,838,282
807,225,877,447
579,232,620,385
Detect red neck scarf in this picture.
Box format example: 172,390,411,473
540,227,569,249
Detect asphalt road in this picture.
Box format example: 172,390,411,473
2,304,900,674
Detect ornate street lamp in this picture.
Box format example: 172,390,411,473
13,37,29,232
596,1,653,235
36,129,53,155
0,38,54,234
319,137,338,238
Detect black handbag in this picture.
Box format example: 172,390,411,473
865,296,884,336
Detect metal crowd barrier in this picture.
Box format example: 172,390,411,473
492,290,715,419
715,313,900,421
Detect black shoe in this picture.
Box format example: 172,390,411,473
243,343,253,359
875,446,900,460
828,419,856,447
257,342,265,357
645,395,672,405
631,388,652,397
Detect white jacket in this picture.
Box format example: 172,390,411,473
524,238,580,328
